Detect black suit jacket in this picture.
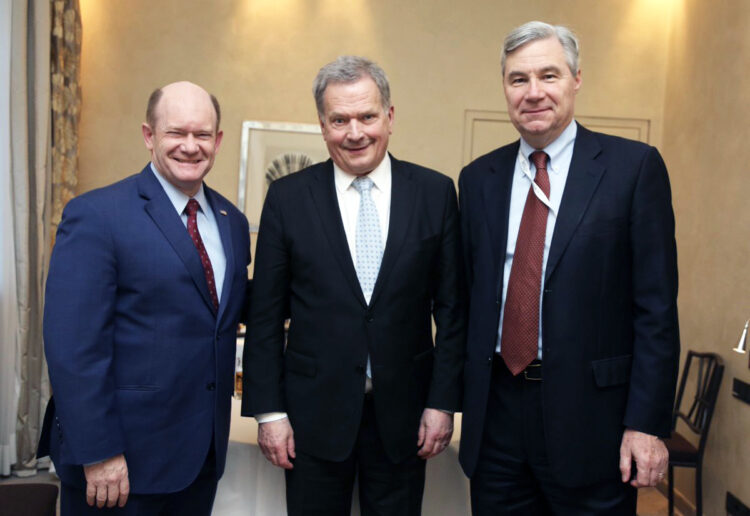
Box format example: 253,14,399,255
242,155,465,463
458,124,680,487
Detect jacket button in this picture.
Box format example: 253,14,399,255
206,382,216,391
487,356,492,365
366,316,374,323
355,365,366,374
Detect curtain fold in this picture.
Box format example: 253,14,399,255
4,0,55,475
50,0,81,234
0,0,19,479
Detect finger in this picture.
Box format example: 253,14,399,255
119,477,130,507
287,434,296,460
96,484,108,508
277,448,294,470
107,482,119,508
619,450,632,483
417,421,426,447
86,482,96,507
632,465,649,488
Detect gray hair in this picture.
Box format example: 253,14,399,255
312,56,391,117
501,21,580,76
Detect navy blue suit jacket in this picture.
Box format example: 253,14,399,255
458,124,680,487
242,156,466,463
39,165,250,494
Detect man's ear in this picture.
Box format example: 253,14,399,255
142,123,155,150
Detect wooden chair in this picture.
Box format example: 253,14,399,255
0,482,58,516
664,351,724,515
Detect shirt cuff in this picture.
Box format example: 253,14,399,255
255,412,289,424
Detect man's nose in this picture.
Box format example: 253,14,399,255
181,134,199,153
346,120,364,140
526,78,545,100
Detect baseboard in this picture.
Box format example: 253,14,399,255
656,480,696,516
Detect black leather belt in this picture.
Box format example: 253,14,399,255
494,356,543,381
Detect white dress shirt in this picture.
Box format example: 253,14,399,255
150,163,226,302
496,121,577,358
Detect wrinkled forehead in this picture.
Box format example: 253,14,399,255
157,90,217,130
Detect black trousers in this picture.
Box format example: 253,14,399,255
470,359,637,516
60,443,218,516
285,395,426,516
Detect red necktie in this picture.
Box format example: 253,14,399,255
501,151,550,375
186,199,219,310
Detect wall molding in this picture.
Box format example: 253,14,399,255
462,110,651,165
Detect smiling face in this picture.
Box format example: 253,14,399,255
503,37,582,149
142,82,223,196
319,77,394,176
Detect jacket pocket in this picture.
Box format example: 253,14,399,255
591,354,632,387
116,385,160,391
285,348,317,377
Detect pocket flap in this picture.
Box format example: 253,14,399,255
591,354,632,387
285,349,316,377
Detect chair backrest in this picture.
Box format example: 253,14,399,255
671,350,724,452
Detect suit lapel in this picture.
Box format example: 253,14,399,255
137,168,217,315
206,187,235,324
369,156,415,307
309,161,368,307
545,124,605,282
482,143,518,280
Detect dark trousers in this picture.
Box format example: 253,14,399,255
285,395,426,516
60,443,218,516
470,359,636,516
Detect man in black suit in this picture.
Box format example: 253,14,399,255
458,21,680,514
242,56,465,515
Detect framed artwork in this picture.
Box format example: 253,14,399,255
237,121,329,232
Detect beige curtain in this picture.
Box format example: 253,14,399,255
50,0,81,235
0,0,18,478
4,0,56,475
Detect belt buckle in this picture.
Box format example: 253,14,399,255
523,362,542,381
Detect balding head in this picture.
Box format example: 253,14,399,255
141,81,224,197
146,81,221,133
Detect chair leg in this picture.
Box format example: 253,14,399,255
695,465,702,516
667,464,674,515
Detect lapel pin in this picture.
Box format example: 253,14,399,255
219,210,227,216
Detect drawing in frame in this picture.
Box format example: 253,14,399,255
237,120,329,233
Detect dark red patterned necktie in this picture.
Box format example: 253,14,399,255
186,199,219,310
501,151,550,375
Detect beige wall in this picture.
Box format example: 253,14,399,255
77,0,748,513
661,0,750,512
77,0,671,196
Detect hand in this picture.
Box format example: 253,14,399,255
83,453,130,508
417,408,454,459
619,428,668,487
258,418,296,469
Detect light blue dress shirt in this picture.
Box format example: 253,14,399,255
496,121,578,358
150,163,226,302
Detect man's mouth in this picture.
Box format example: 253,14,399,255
173,157,202,164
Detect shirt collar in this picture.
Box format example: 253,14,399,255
334,153,392,194
519,120,577,175
150,162,209,215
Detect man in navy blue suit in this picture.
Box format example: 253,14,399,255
459,22,680,514
39,81,250,515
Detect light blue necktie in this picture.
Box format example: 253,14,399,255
353,176,382,384
353,176,383,300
